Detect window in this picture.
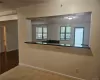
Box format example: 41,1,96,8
60,26,71,40
36,27,47,39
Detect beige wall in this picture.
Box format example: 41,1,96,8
5,20,18,51
0,15,17,21
17,0,100,80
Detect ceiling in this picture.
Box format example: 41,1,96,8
0,0,49,12
31,12,91,25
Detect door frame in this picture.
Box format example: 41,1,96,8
74,27,84,46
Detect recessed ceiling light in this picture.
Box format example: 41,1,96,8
68,17,73,20
64,16,78,20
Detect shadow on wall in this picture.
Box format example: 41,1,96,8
27,44,93,56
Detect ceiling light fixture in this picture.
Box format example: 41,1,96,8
68,17,73,20
64,16,78,20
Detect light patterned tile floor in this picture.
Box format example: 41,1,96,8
0,65,77,80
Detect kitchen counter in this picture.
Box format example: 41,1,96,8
24,41,92,56
25,42,90,49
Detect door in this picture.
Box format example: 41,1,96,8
74,27,84,47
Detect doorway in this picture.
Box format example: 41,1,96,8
0,23,19,74
0,26,7,74
74,27,84,47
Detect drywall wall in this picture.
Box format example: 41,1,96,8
0,20,18,52
6,20,18,51
17,0,100,80
0,10,17,21
0,15,17,21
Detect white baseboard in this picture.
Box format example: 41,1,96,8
19,63,85,80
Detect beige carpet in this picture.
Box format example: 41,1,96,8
0,65,77,80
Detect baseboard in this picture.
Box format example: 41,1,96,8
19,63,85,80
0,49,18,54
7,49,18,52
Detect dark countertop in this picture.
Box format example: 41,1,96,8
25,42,90,49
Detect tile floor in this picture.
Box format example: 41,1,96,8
0,65,77,80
